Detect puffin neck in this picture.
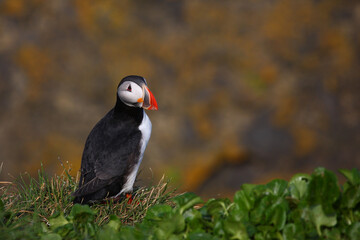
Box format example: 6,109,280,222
114,96,144,125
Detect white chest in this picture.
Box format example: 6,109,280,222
117,111,152,196
138,112,152,156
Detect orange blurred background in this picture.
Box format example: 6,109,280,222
0,0,359,198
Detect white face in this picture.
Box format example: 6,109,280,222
117,81,144,107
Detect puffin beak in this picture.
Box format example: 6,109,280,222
142,86,158,110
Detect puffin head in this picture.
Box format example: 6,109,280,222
117,75,158,110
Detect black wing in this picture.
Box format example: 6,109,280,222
73,110,141,197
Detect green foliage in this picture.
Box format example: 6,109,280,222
1,168,360,239
114,168,360,239
0,166,175,239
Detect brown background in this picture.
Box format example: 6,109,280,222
0,0,359,198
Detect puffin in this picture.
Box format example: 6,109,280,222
73,75,158,204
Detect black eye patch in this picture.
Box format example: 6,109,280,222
127,85,132,92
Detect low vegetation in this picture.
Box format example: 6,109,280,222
1,167,359,239
0,164,175,239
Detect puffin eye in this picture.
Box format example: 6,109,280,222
127,84,132,92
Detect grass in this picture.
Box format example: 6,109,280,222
0,163,176,227
1,166,360,239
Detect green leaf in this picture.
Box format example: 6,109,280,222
348,222,360,240
143,204,185,239
223,219,249,240
282,223,305,240
266,202,287,230
188,232,220,240
154,217,183,240
253,227,278,240
307,168,340,215
105,215,122,231
205,198,232,218
70,204,96,216
264,179,288,197
118,226,143,240
170,212,186,234
145,205,185,239
339,168,360,186
309,205,337,236
228,204,249,222
168,235,182,240
70,204,96,223
213,218,225,237
250,195,271,224
251,184,267,197
40,233,62,240
289,173,310,200
144,204,172,221
172,192,203,214
234,189,254,212
49,214,69,230
98,214,122,239
341,185,360,209
241,184,257,196
183,208,203,231
154,227,171,240
97,227,121,240
323,228,341,240
52,222,74,238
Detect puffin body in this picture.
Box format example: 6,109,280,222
73,76,158,204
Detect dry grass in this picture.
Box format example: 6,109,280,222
0,163,176,226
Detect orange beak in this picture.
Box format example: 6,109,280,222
142,86,158,110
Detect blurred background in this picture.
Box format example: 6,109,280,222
0,0,359,198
